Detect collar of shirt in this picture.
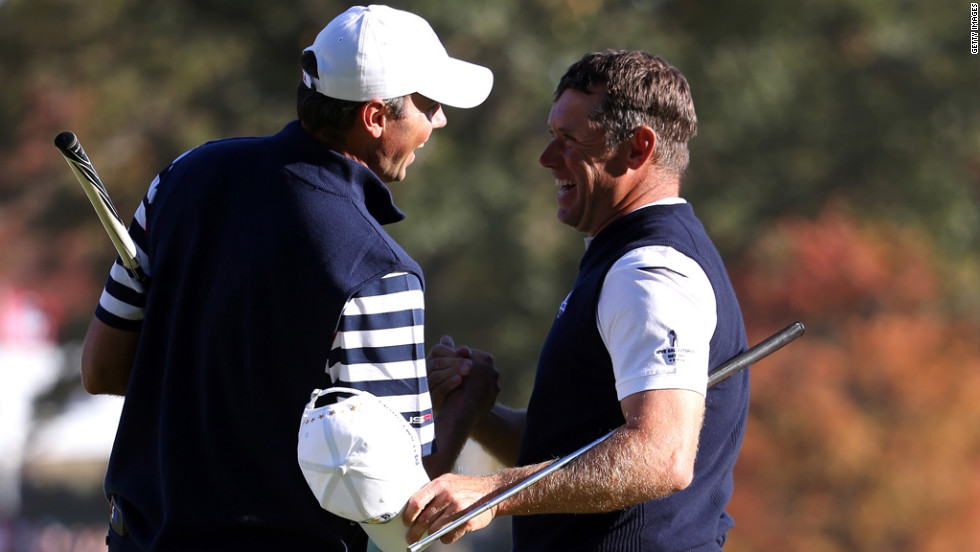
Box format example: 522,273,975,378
584,197,688,250
280,120,407,226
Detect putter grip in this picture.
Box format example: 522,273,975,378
54,131,85,158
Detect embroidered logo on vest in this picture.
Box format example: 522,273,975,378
556,292,572,319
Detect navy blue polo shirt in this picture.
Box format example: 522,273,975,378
514,204,749,552
100,121,422,551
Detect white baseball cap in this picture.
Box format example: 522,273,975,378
298,387,430,552
302,5,494,108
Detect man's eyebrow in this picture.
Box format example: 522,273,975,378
550,124,577,136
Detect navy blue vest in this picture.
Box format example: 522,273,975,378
103,121,421,551
514,203,749,552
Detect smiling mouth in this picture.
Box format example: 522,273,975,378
555,178,575,201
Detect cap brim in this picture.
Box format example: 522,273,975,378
417,57,494,109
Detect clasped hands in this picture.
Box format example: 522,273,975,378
425,335,499,415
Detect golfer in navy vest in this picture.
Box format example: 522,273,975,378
80,5,498,551
407,50,750,551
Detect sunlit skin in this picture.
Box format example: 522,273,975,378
304,92,447,184
539,88,670,236
372,93,447,182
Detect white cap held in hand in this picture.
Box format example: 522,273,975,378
298,387,430,552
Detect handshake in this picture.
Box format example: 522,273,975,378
425,335,500,416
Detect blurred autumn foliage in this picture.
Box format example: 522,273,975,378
728,205,980,551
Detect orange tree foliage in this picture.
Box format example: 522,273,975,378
725,206,980,551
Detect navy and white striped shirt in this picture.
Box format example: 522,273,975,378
328,271,434,452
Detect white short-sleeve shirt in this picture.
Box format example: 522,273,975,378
593,200,717,400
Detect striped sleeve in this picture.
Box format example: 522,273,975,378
327,272,434,454
94,171,164,331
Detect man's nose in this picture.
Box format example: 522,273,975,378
430,106,447,129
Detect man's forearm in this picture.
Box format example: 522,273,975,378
404,423,689,545
423,390,485,477
494,424,688,517
81,317,138,396
470,404,526,467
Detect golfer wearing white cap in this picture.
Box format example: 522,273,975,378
80,5,496,551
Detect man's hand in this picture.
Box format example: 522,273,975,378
426,335,471,411
422,336,500,477
427,336,499,415
453,344,499,417
403,473,500,546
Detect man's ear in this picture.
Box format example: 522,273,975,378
625,125,656,169
360,99,388,139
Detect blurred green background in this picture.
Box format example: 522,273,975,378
0,1,977,551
